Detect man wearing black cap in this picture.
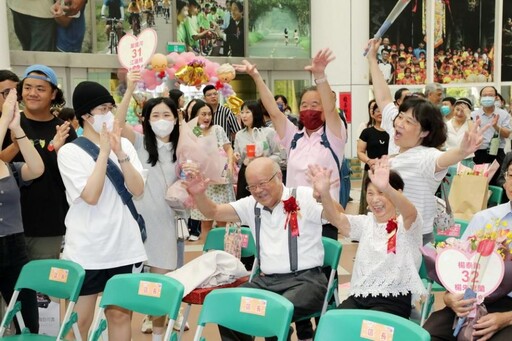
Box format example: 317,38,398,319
10,64,77,260
203,84,240,143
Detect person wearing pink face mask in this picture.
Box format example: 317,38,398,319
234,48,346,341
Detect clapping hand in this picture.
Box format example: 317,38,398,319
307,164,334,200
110,120,123,156
52,121,71,152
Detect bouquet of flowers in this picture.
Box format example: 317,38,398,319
421,218,512,304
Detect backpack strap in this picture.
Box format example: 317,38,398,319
290,132,304,150
9,163,19,187
72,137,147,241
254,188,298,273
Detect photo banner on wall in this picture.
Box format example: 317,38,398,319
247,0,310,58
503,2,512,81
175,0,245,57
369,0,495,85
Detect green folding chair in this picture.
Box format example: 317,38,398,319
192,287,294,341
296,237,342,321
179,226,258,340
488,185,503,207
88,273,184,341
0,259,85,340
315,309,430,340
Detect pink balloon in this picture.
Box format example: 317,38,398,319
166,67,176,80
181,52,195,63
173,55,186,69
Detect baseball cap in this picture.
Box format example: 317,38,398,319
22,64,59,87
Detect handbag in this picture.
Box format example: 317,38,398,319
175,215,190,241
72,137,147,242
434,179,455,232
456,303,488,341
224,223,242,259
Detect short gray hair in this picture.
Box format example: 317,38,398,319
424,83,443,96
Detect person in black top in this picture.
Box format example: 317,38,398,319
10,65,77,260
357,100,389,214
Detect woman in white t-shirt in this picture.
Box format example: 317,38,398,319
59,81,147,340
368,38,488,244
445,98,475,166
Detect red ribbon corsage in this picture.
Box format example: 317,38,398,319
283,196,301,237
386,218,398,254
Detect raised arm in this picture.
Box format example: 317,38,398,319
367,39,394,109
308,164,350,237
370,156,417,229
305,48,343,139
116,70,139,144
436,117,490,171
233,60,288,139
184,169,240,222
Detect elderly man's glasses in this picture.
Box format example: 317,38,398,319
246,172,278,191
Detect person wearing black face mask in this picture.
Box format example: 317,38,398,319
234,49,347,341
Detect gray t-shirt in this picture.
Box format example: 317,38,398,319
0,162,29,236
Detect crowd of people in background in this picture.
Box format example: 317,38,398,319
377,36,493,85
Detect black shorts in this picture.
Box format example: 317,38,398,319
80,262,144,296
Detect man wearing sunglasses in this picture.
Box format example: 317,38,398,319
186,157,327,341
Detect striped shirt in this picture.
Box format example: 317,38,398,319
213,105,241,143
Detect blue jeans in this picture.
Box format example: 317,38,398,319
0,233,39,333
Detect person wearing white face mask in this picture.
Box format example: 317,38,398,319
471,86,512,185
58,81,147,341
115,72,188,340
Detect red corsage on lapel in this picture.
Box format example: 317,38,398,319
283,195,301,237
386,218,398,254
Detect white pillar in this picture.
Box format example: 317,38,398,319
0,2,11,69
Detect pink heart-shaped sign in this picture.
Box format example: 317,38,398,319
436,248,505,302
117,28,157,71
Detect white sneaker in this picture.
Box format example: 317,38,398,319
141,315,153,334
188,235,199,241
173,309,190,331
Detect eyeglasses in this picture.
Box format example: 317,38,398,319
205,92,218,97
0,88,14,99
91,104,116,115
245,172,278,192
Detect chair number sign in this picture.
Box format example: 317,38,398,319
49,267,69,283
360,320,394,341
138,280,162,298
239,296,267,316
241,234,249,248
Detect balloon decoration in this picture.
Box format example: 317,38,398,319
175,59,210,87
135,52,243,114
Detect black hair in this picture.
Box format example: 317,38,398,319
141,97,180,166
169,89,184,107
17,74,66,107
231,1,243,12
364,169,405,192
274,94,288,105
479,86,498,97
442,97,456,105
176,0,188,13
184,98,198,121
394,88,409,102
191,99,214,126
241,100,265,129
57,107,76,122
396,96,447,148
367,99,377,127
202,84,216,95
0,70,19,83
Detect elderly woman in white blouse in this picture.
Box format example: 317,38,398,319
445,98,475,167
